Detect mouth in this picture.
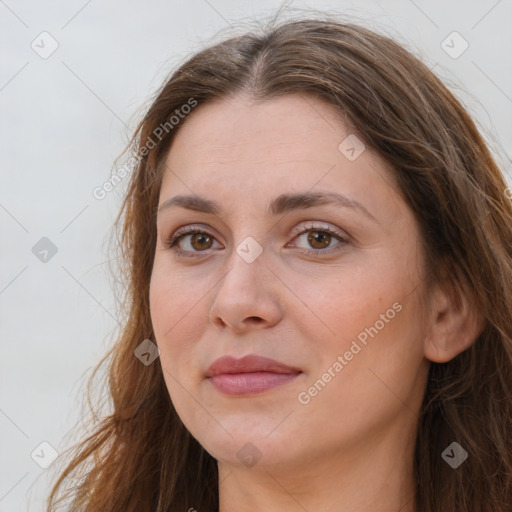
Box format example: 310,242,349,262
205,354,303,396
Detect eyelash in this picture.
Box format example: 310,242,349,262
164,222,350,258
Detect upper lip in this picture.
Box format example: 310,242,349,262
205,355,302,377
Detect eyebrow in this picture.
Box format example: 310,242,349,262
157,191,378,223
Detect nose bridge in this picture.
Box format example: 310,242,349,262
221,234,267,294
220,206,269,268
211,200,283,287
208,234,283,329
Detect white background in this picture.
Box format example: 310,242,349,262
1,0,511,510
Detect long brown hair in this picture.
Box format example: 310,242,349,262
46,15,512,512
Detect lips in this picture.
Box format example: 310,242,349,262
205,354,301,377
205,355,302,396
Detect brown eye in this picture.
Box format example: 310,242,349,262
166,228,221,255
307,230,332,249
290,224,349,256
189,232,213,251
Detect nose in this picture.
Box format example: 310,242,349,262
208,244,284,333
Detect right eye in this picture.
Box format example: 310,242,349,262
165,227,222,257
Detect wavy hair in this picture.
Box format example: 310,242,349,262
46,15,512,512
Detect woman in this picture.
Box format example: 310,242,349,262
47,16,512,512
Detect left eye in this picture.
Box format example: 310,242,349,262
291,227,346,251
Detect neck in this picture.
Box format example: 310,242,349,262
217,416,418,512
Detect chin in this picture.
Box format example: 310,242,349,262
194,422,304,469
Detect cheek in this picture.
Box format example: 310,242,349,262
295,267,401,347
149,261,213,384
150,259,199,334
299,261,424,393
149,269,202,421
150,264,189,363
293,300,425,449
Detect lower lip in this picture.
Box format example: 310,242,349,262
208,372,301,396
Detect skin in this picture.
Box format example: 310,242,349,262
149,93,483,512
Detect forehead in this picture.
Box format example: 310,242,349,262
167,93,350,163
159,93,402,226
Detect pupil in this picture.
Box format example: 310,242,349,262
193,233,211,250
309,231,330,248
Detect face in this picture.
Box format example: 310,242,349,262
149,93,431,471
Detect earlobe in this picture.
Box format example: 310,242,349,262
423,281,485,363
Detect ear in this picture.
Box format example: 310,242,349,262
423,279,486,363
